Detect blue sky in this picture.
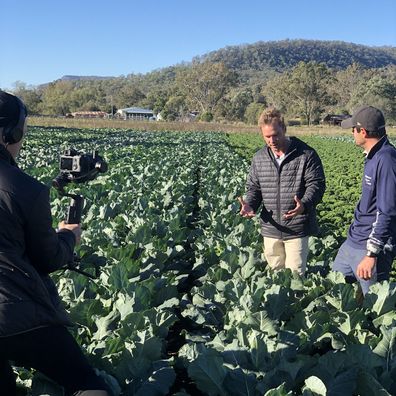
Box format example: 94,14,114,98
1,0,395,89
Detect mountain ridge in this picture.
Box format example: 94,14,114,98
47,39,396,84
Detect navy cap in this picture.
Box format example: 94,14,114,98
341,105,386,133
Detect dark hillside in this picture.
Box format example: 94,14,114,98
195,39,396,72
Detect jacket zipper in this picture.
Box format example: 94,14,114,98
268,144,297,240
277,166,282,239
0,262,31,278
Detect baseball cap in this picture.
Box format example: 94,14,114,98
0,91,26,127
341,105,386,132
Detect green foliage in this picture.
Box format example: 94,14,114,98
198,39,396,73
222,88,255,122
175,61,238,115
12,126,396,396
244,102,267,125
265,62,335,124
199,112,214,122
160,95,188,121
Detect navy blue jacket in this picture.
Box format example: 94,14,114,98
347,136,396,253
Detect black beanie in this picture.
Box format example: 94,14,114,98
0,91,22,127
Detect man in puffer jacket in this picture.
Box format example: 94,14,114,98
0,91,110,396
240,107,326,275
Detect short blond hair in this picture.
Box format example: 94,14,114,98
258,107,286,130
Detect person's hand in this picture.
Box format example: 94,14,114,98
356,256,376,280
283,195,304,219
238,197,255,218
58,221,82,245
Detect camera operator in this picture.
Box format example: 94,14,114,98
0,91,110,396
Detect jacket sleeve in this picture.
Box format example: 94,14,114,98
301,150,326,211
367,155,396,252
245,158,263,212
25,187,76,274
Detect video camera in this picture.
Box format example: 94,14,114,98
52,148,108,279
53,148,108,191
53,149,107,224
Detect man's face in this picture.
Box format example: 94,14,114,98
352,126,365,147
261,122,287,154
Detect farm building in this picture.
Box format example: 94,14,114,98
322,114,350,126
116,107,156,120
66,111,108,118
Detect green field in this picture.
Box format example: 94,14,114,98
16,127,396,396
26,116,396,136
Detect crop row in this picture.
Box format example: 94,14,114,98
15,128,396,396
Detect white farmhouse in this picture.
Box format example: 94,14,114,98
116,107,156,120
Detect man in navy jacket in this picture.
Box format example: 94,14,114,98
333,105,396,294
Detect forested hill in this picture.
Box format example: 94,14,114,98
195,40,396,71
47,40,396,86
11,39,396,123
60,75,115,81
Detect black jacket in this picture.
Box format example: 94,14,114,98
0,145,75,337
245,137,325,240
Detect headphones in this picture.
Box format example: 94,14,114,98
2,95,28,145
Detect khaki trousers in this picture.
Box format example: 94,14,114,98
263,236,309,275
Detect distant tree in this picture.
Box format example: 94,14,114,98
288,62,335,124
39,81,75,115
224,88,254,121
115,82,146,109
142,89,171,114
12,81,42,115
198,112,214,122
263,73,291,114
331,63,368,111
175,61,237,119
356,67,396,123
244,102,266,125
161,95,188,121
68,84,103,111
264,62,335,125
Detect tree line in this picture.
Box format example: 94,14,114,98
8,60,396,125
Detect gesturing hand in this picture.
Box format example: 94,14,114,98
238,197,256,218
283,195,304,219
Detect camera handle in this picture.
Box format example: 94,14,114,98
63,198,100,280
66,253,100,279
53,169,103,280
65,193,84,224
